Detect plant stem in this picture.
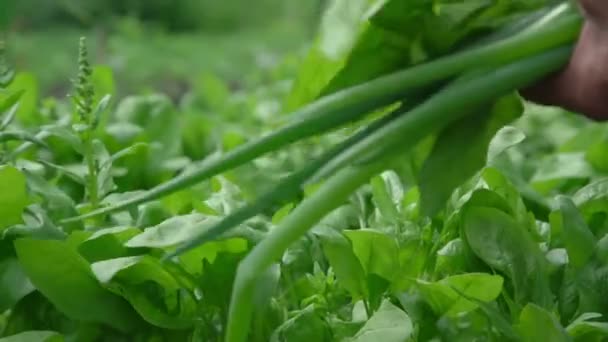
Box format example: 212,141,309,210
62,13,581,223
223,46,574,342
83,133,99,209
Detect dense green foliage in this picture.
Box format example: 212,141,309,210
2,0,317,97
1,1,608,342
3,0,324,32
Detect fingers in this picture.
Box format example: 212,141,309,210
522,23,608,121
522,1,608,121
579,0,608,27
519,74,561,107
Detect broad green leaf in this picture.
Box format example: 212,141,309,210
103,122,143,147
288,0,545,111
0,257,34,311
573,265,608,317
317,229,368,299
0,101,18,129
92,256,197,329
0,331,63,342
487,125,526,162
283,41,344,111
38,160,85,185
317,23,411,99
91,94,112,129
575,124,608,171
92,256,142,284
45,160,96,181
0,165,29,230
6,72,38,125
270,304,329,342
281,237,315,276
480,167,530,224
91,66,115,105
435,238,469,277
78,226,142,262
284,0,373,110
517,304,571,342
200,175,244,216
344,229,399,282
178,237,248,276
419,93,523,217
567,313,608,341
551,197,596,269
559,121,605,153
432,310,502,340
597,235,608,264
462,206,552,307
417,273,503,317
181,110,213,160
14,238,140,332
112,94,181,186
271,203,295,224
366,273,391,312
42,125,83,154
328,316,366,341
135,200,171,228
115,94,181,158
370,171,402,224
349,299,413,342
109,142,149,167
391,237,428,291
157,182,201,216
558,269,580,324
125,213,209,248
0,70,13,88
395,291,437,341
194,72,231,112
284,0,416,110
448,285,520,340
3,205,66,240
573,178,608,217
352,300,369,322
531,153,594,194
586,131,608,172
92,139,116,198
0,89,23,114
199,251,246,312
311,204,359,234
318,0,369,61
464,189,514,217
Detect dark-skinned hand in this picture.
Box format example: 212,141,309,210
522,0,608,121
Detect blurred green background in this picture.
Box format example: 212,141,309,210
1,0,325,100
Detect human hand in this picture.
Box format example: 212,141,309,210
522,0,608,120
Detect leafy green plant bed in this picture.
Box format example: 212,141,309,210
1,1,608,341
